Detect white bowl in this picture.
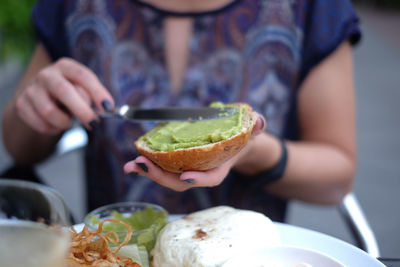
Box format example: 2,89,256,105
223,245,344,267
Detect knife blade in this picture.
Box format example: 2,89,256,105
101,105,237,122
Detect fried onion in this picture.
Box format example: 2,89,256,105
68,218,139,266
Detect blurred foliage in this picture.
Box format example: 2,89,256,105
0,0,37,62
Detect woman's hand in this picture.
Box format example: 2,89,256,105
14,57,114,135
123,113,266,191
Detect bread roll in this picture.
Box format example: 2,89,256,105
135,103,256,173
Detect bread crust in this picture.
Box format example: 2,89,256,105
135,103,256,173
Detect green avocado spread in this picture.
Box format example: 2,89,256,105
140,103,244,152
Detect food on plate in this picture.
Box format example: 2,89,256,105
135,102,256,173
65,218,145,267
151,206,281,267
87,204,168,252
68,203,169,267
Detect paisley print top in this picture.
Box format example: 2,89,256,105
33,0,361,221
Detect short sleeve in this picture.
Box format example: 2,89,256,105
32,0,69,60
299,0,361,84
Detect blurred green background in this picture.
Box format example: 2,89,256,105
0,0,37,62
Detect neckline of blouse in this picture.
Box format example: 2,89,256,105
132,0,241,17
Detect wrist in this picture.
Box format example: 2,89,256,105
241,138,288,188
233,133,282,175
258,138,288,183
262,134,283,170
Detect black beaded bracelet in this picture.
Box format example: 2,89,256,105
247,138,288,189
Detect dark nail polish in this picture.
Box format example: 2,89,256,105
183,179,195,184
128,172,138,176
101,100,113,111
89,120,99,130
136,162,148,173
259,116,265,130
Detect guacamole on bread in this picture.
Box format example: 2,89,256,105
139,103,244,152
135,102,256,173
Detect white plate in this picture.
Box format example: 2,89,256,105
223,245,344,267
275,223,385,267
71,219,384,267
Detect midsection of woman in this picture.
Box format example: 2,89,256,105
3,0,361,222
64,0,300,218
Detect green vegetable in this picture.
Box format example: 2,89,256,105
116,244,149,267
90,206,168,252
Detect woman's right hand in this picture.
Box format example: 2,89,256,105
14,57,114,135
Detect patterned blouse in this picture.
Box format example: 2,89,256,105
33,0,361,221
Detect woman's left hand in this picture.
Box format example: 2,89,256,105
123,112,265,191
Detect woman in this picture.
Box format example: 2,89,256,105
2,0,361,221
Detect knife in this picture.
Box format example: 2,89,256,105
100,105,237,122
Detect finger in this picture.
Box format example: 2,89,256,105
180,161,231,187
15,93,61,135
251,112,266,136
75,84,91,105
39,70,98,128
55,58,114,110
124,156,192,192
27,84,72,130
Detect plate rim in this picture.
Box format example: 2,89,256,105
223,244,346,267
275,222,385,267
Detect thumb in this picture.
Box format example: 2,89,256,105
251,112,266,136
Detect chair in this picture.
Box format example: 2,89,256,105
56,126,381,257
338,192,380,257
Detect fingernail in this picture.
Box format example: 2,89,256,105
182,179,195,184
128,172,138,176
136,162,148,173
89,120,99,130
259,116,265,130
101,100,113,111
